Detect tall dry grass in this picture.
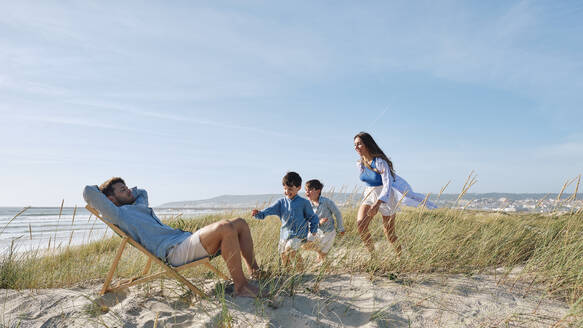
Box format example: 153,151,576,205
1,199,582,324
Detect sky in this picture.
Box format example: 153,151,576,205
0,1,582,207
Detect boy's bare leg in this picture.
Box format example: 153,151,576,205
227,218,260,275
381,214,401,256
288,250,304,271
316,251,327,262
198,220,259,297
301,241,317,251
357,204,375,253
281,252,290,268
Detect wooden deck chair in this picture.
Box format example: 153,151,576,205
85,205,229,297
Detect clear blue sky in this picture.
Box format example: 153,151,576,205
1,1,582,207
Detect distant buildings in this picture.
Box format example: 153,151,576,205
432,196,581,213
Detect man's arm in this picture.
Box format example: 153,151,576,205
133,188,149,206
83,185,123,225
253,200,282,220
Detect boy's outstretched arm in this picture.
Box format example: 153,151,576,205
252,200,282,220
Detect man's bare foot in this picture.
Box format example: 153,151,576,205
251,268,268,280
234,283,260,298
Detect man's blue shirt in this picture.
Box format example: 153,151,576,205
83,185,191,261
253,195,319,241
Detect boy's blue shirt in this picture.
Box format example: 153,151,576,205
254,195,319,241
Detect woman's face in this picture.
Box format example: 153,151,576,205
354,137,369,157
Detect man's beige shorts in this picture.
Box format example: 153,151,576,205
166,230,209,267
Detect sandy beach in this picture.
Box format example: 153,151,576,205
1,267,570,327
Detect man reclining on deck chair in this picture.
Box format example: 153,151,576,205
83,177,261,298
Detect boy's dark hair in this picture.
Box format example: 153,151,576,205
99,177,126,197
306,179,323,191
282,171,302,187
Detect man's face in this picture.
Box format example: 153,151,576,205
108,182,135,206
283,184,301,199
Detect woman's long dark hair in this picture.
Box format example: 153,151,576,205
354,132,395,178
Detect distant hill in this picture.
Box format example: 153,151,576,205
159,194,283,209
159,193,362,208
157,192,576,208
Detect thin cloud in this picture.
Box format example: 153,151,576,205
367,107,389,130
64,99,302,139
14,115,138,133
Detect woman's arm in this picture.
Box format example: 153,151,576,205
376,158,393,204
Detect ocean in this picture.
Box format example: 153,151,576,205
0,207,223,255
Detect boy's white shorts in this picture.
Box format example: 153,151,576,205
279,237,303,254
166,230,209,267
362,185,398,216
313,229,336,254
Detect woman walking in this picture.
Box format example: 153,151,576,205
354,132,436,255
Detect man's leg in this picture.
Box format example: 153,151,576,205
198,220,259,297
226,218,260,275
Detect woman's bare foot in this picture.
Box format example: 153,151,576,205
234,283,260,298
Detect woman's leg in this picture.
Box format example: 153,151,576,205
381,214,401,255
357,204,375,253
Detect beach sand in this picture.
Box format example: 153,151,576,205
0,267,571,327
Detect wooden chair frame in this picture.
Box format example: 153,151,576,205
85,205,229,297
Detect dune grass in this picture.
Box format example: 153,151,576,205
1,205,582,324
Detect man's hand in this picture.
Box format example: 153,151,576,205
319,217,329,224
251,209,259,216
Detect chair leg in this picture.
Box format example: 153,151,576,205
203,262,229,280
142,258,152,275
163,266,206,298
101,237,128,295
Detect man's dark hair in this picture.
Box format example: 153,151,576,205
306,179,323,191
282,171,302,187
99,177,126,197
